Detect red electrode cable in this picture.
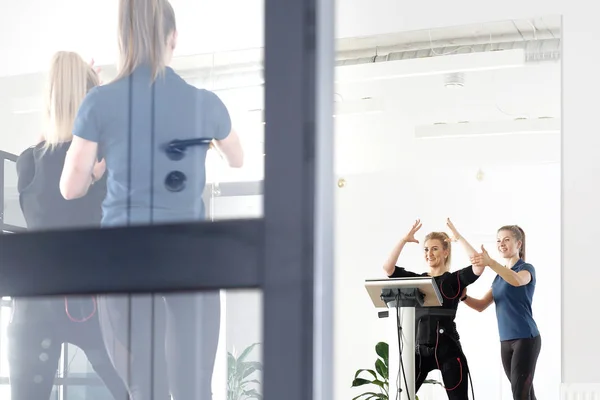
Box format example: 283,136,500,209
434,321,463,391
440,273,461,300
64,297,97,323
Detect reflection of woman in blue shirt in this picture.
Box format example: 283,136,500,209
462,225,541,400
59,0,244,398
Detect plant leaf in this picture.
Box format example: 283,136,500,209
238,342,260,362
351,378,374,387
370,379,386,389
375,342,388,365
228,353,237,369
354,369,378,380
242,388,263,400
241,361,263,379
375,359,388,380
352,392,387,400
228,343,263,400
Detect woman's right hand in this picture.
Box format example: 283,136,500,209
402,219,422,244
470,245,492,268
90,59,103,85
446,218,461,242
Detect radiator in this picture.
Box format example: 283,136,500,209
561,384,600,399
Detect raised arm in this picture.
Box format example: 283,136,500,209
383,219,422,277
462,288,494,312
471,246,532,287
202,90,244,168
60,90,105,200
446,218,484,276
213,130,244,168
61,136,100,200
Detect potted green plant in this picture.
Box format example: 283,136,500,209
351,341,441,400
227,342,263,400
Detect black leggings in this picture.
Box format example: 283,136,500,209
98,292,220,400
415,342,470,400
500,335,541,400
7,298,130,400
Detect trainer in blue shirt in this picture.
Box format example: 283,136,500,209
59,1,244,399
462,225,541,400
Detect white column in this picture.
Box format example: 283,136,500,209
400,307,416,400
212,290,227,400
388,306,400,400
388,306,416,400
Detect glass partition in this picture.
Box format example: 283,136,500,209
0,1,265,233
0,289,262,400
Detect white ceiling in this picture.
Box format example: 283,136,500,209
335,60,561,172
336,15,560,53
336,62,560,123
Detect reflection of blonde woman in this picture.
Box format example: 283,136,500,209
10,51,128,400
60,0,244,399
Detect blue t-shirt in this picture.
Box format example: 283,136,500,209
73,65,231,227
491,259,539,341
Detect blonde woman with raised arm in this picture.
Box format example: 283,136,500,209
382,218,484,399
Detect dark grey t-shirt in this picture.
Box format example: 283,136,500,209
73,65,231,227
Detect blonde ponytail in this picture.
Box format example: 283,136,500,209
116,0,176,81
44,51,100,150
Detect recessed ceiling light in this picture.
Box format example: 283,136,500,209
444,72,465,88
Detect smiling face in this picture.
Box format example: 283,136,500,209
496,229,521,259
423,238,449,270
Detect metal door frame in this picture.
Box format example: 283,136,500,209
0,0,335,399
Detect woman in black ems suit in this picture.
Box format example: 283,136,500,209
383,218,483,399
10,51,131,400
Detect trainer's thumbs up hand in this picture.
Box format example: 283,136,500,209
470,245,492,267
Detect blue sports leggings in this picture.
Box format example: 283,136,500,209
97,292,220,400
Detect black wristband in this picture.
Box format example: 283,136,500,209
460,295,467,302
